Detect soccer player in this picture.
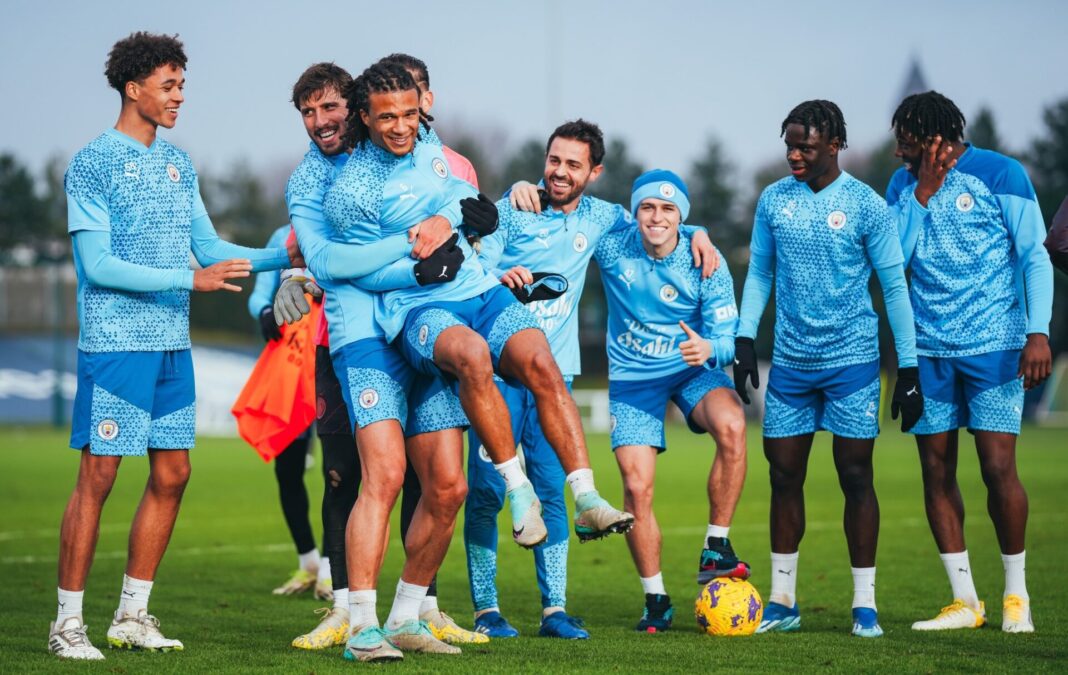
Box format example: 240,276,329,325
469,122,718,639
247,224,332,601
593,169,748,633
52,32,296,660
278,62,485,651
886,91,1054,633
732,100,922,639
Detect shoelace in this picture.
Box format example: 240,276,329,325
1003,597,1024,620
939,601,966,616
59,624,92,647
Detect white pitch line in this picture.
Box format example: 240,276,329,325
1,542,292,565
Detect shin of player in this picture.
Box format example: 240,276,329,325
887,91,1053,634
53,32,294,660
598,170,749,633
733,101,922,639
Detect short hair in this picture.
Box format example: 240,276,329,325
291,62,353,110
380,53,429,89
105,32,187,96
892,91,966,143
341,62,420,148
780,100,848,148
546,119,605,167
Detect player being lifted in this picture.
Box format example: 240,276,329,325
470,122,718,638
733,100,923,639
593,170,749,632
52,32,297,660
886,91,1054,633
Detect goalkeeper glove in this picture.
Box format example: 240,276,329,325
274,273,323,325
891,366,924,432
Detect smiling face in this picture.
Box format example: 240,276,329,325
127,63,184,129
299,86,348,156
783,123,840,189
542,137,603,210
359,88,421,156
894,129,925,177
636,197,681,257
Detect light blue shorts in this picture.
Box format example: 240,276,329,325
764,360,881,439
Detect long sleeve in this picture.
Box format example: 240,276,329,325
188,184,290,272
874,263,918,368
1000,192,1054,336
353,257,418,291
700,255,739,368
72,229,194,292
736,198,776,340
247,226,290,317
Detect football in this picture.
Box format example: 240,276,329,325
695,578,763,636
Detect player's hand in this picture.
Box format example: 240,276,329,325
499,265,534,289
689,228,720,279
273,275,321,325
258,306,282,341
414,233,463,286
891,366,924,432
732,337,759,405
510,181,543,212
1018,333,1052,390
193,258,251,292
285,237,306,269
460,193,499,236
914,136,956,207
409,215,454,260
678,321,712,367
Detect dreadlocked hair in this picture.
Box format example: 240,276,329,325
780,99,848,148
341,62,419,148
891,91,966,143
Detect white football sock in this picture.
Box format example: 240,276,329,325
333,587,349,611
939,551,980,609
543,606,564,617
298,548,320,573
565,468,596,500
419,593,439,615
640,572,666,596
317,556,331,582
706,523,730,540
851,566,876,609
349,589,378,629
769,552,799,608
117,574,153,617
1002,551,1028,601
385,579,428,630
56,588,83,624
494,457,529,492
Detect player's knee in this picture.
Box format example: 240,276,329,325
710,415,746,458
150,459,191,497
431,474,468,515
363,463,405,501
449,339,494,383
622,476,654,511
836,462,872,498
79,460,120,499
768,465,802,494
978,453,1018,488
520,348,565,394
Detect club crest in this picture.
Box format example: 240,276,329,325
660,284,678,303
956,192,974,212
166,163,181,182
659,182,676,198
358,388,379,409
432,158,448,179
827,211,847,230
97,419,119,440
573,232,588,252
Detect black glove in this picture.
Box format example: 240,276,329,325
509,272,568,304
258,306,282,342
414,233,463,286
732,337,759,405
892,366,924,432
460,193,498,236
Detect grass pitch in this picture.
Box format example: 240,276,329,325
1,424,1066,673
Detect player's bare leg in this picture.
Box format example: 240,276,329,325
58,451,122,591
500,328,633,541
616,445,661,578
347,420,406,593
690,389,750,581
831,437,878,568
126,450,191,580
401,429,467,586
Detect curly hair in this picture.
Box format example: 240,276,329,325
341,62,419,149
105,32,187,96
547,119,605,166
892,91,966,143
291,62,352,111
781,99,848,148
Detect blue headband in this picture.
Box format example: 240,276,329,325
631,169,690,221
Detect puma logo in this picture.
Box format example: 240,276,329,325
777,569,792,576
438,266,449,278
122,590,136,597
958,568,968,574
907,386,918,396
58,601,65,609
513,527,525,538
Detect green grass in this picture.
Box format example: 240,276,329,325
1,425,1066,673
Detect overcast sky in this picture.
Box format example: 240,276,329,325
3,0,1067,193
